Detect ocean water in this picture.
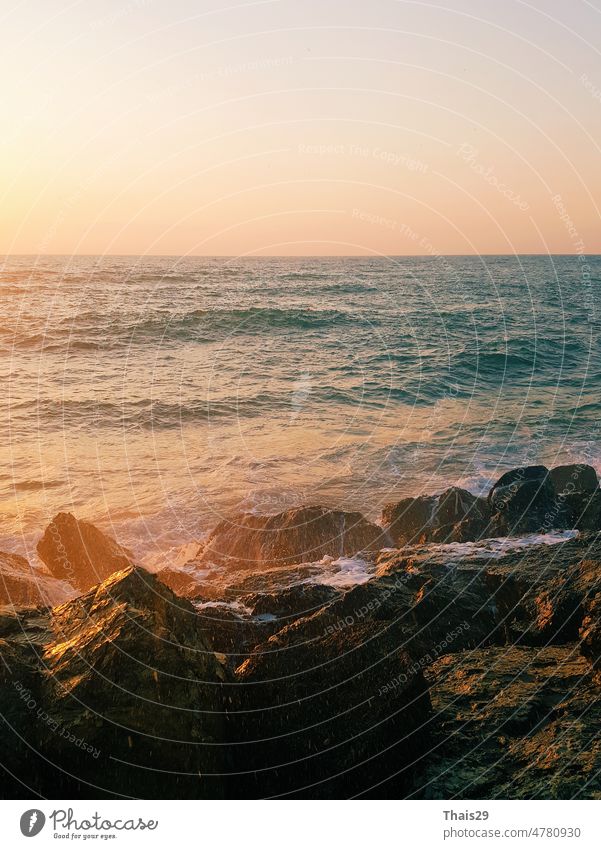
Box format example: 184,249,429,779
1,254,600,565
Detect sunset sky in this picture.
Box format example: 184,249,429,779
2,0,601,256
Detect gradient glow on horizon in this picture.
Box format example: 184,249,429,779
2,0,601,256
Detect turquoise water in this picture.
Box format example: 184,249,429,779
1,254,599,561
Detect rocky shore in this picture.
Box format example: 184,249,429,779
1,462,601,798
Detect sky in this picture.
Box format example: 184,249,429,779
1,0,601,256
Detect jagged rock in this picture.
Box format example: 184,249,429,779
230,613,430,798
0,550,73,607
196,505,388,569
241,583,341,620
487,465,558,534
37,513,134,591
482,534,601,646
413,645,601,799
382,488,490,546
195,603,277,666
580,592,601,676
38,567,227,798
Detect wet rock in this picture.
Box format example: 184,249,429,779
39,567,227,798
481,534,601,646
413,645,601,799
0,550,73,607
487,465,558,534
195,603,277,666
579,591,601,677
549,465,601,531
241,583,341,621
230,613,430,798
382,488,491,546
0,607,54,798
37,513,134,592
196,505,388,570
155,564,206,598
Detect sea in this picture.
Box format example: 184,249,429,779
1,254,599,570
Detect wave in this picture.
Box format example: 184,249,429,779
2,306,368,352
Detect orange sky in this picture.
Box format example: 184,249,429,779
2,0,601,256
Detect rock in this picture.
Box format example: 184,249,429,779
41,567,228,798
546,465,601,531
155,564,206,598
196,505,388,570
241,583,341,620
550,463,599,495
579,591,601,676
487,465,559,534
1,567,228,799
481,534,601,646
195,602,277,667
413,645,601,799
230,613,430,798
382,488,491,546
36,513,134,591
0,607,54,798
0,550,73,607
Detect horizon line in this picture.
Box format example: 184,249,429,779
2,252,600,259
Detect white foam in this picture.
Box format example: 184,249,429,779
312,556,376,588
405,529,579,562
194,599,253,616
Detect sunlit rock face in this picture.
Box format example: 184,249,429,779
2,511,601,799
413,645,601,799
36,512,134,591
195,505,389,569
0,568,227,799
0,550,73,607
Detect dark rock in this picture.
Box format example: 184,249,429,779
241,583,341,620
14,568,228,798
195,603,277,666
482,534,601,646
413,645,601,799
565,491,601,532
230,613,430,798
487,465,559,534
197,505,388,569
0,607,54,798
550,463,599,495
382,488,491,546
37,513,134,592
